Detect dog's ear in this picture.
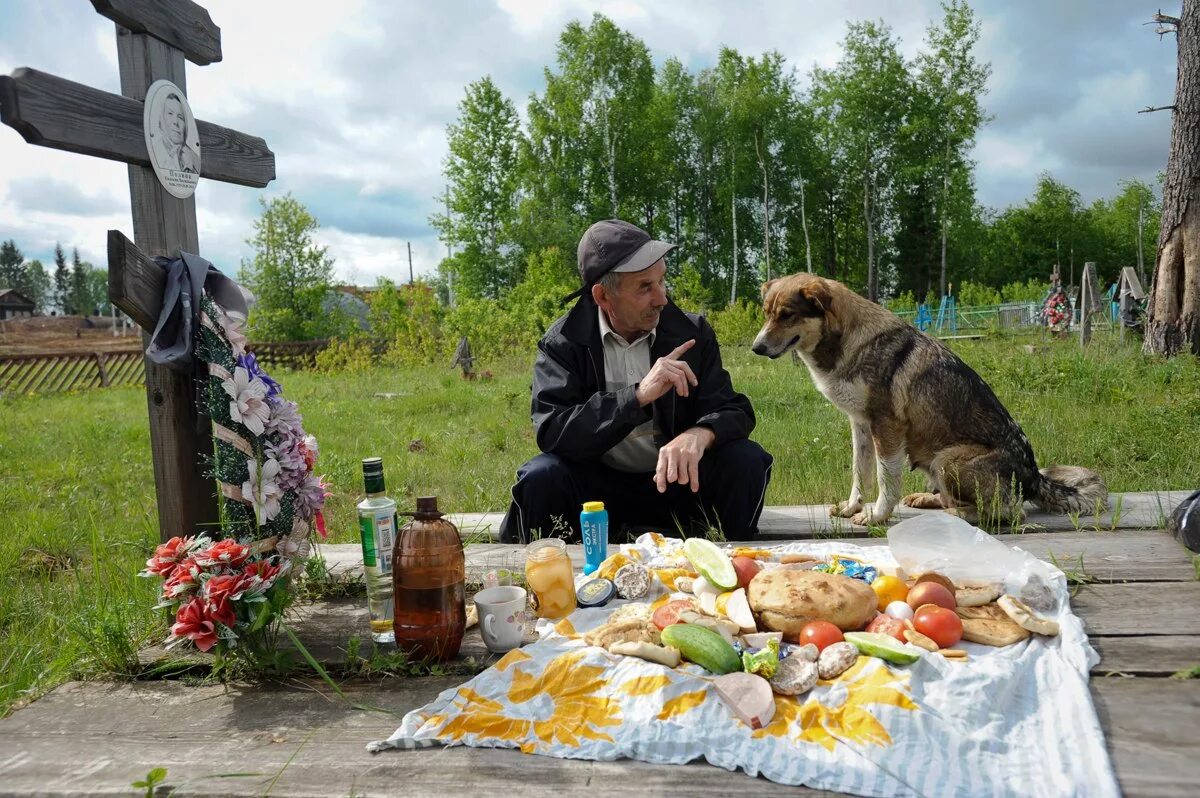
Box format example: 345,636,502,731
760,278,779,300
801,280,832,315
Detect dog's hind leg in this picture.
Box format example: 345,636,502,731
830,418,874,518
902,491,944,510
932,446,1025,528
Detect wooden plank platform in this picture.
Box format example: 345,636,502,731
443,490,1190,542
3,527,1198,796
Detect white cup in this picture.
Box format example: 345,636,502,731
474,585,527,653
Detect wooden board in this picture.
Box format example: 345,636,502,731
1092,636,1200,676
0,67,275,187
91,0,222,66
435,491,1190,542
0,677,1194,797
1070,582,1200,636
1091,679,1200,798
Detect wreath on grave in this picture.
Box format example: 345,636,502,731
140,291,328,664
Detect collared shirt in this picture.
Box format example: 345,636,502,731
598,307,660,472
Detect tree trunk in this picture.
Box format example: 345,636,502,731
754,131,771,280
864,173,878,302
731,145,738,305
1146,0,1200,356
800,173,813,273
940,147,949,297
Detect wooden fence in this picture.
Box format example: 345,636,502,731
0,340,335,397
0,350,145,396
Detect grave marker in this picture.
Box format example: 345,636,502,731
0,0,275,542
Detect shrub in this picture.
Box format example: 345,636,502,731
314,336,375,374
708,300,764,347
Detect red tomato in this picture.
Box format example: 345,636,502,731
866,613,908,642
652,600,695,631
797,621,844,652
913,606,963,648
906,582,956,611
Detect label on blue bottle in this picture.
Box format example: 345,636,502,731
580,509,608,575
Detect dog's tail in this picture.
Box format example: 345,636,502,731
1031,465,1109,515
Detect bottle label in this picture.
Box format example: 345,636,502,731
359,511,395,573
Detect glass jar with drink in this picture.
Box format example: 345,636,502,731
525,538,576,620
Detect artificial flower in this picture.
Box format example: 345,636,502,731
301,434,319,470
141,534,207,577
207,596,237,630
218,308,249,357
222,366,270,435
315,510,328,541
293,472,329,521
243,457,283,526
265,396,304,443
161,559,201,600
237,352,281,398
267,437,308,492
195,539,251,569
203,572,251,608
169,596,219,652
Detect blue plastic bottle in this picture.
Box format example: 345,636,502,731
580,501,608,575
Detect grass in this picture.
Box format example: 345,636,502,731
1,331,1198,716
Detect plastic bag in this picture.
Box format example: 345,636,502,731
886,513,1059,611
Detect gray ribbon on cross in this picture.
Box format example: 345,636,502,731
145,251,256,372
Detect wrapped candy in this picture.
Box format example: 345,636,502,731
741,638,780,679
815,556,878,584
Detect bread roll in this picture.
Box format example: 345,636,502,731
747,569,877,633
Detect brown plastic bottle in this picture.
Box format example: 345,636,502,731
392,496,466,662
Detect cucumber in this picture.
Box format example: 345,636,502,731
661,623,742,675
843,632,922,665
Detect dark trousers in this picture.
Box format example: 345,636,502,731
498,439,773,543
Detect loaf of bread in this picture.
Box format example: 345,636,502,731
747,568,877,633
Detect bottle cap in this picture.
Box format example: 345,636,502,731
582,501,605,512
362,457,385,494
576,578,615,608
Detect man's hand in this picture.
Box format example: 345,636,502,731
636,339,698,407
655,426,716,493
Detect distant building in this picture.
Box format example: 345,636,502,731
0,288,36,320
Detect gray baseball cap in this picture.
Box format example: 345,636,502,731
563,219,676,302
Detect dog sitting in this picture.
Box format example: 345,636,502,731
751,273,1107,526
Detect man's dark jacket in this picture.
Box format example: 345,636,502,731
532,296,755,463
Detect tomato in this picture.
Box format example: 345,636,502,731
797,621,844,652
651,600,695,631
913,606,963,648
871,575,909,611
906,581,956,611
866,613,908,642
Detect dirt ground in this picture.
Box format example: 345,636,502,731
0,316,143,356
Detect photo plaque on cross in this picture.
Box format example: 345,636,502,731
0,0,276,542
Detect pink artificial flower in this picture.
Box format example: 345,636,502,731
204,573,250,608
207,596,237,630
243,559,282,584
195,539,250,569
170,597,219,652
142,535,203,576
301,434,319,470
162,559,201,599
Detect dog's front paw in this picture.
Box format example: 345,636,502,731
850,508,891,527
830,499,863,518
902,492,943,509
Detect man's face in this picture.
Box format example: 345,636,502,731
161,98,185,145
596,259,668,338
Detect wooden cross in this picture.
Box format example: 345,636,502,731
0,0,275,543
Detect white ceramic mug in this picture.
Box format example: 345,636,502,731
474,585,527,653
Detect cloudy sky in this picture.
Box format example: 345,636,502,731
0,0,1179,284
